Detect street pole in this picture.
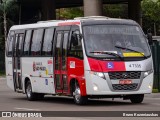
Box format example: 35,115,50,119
84,0,102,16
19,1,21,24
154,23,157,36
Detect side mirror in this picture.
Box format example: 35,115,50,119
147,33,153,45
71,33,82,46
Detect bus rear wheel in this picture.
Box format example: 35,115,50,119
26,81,36,101
73,81,88,105
25,81,44,101
130,94,144,103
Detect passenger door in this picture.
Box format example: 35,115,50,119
54,30,69,93
13,33,24,91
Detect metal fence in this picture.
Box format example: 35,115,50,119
150,40,160,91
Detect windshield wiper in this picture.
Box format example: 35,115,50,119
90,51,123,60
115,45,147,58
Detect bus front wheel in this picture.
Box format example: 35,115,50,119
130,94,144,103
73,81,88,105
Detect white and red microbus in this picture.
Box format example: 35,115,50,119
6,16,153,105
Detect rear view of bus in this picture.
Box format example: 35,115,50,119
80,18,153,104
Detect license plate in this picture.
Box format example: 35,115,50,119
119,80,132,85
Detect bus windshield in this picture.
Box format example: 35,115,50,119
83,25,151,60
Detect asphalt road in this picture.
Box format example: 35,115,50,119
0,78,160,120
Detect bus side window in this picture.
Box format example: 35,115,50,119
31,29,44,56
23,30,32,56
69,30,83,59
42,28,55,56
7,36,14,57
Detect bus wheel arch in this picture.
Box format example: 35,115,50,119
70,78,88,105
24,78,36,101
24,77,30,93
70,78,76,96
24,77,44,101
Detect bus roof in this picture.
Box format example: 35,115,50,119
10,17,138,31
10,20,81,30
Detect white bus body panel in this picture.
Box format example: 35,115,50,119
85,71,153,95
85,56,153,95
21,57,55,94
6,57,14,90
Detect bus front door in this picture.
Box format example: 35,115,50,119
13,34,24,91
54,31,69,94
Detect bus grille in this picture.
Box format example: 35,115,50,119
108,71,141,80
112,83,138,90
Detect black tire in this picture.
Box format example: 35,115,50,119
25,81,44,101
130,94,144,104
73,82,88,105
37,93,44,100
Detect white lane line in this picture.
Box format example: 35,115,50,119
14,107,40,111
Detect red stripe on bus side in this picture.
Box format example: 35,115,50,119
67,57,86,96
88,58,126,72
58,22,80,26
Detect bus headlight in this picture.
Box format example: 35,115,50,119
148,83,152,89
90,71,106,80
93,83,98,91
144,70,153,78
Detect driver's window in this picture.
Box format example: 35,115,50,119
70,30,82,51
69,30,83,59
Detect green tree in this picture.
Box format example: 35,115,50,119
142,0,160,35
57,5,128,20
103,4,128,18
57,7,83,19
0,0,18,42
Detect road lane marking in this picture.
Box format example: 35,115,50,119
14,107,40,111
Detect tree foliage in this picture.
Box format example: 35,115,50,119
57,5,128,20
103,4,128,18
58,7,83,19
0,0,18,50
142,0,160,35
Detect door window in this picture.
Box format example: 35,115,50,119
69,30,83,58
55,33,62,70
62,32,69,70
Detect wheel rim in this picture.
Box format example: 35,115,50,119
74,87,81,102
26,84,32,98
